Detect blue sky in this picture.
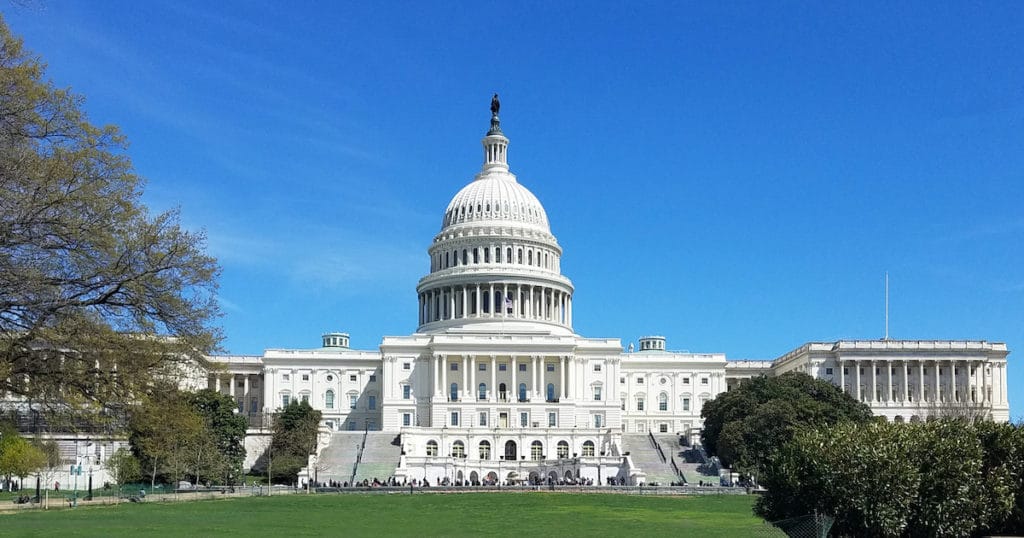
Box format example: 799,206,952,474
5,2,1022,418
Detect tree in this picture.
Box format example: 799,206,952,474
128,388,204,488
0,16,221,413
268,401,320,484
700,372,873,474
756,420,1019,537
0,434,45,490
105,447,140,489
188,389,247,484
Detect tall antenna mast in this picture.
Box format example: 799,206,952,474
884,272,889,340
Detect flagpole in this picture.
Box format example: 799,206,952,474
884,272,889,340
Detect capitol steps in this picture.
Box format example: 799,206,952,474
620,434,679,485
352,432,402,483
316,432,363,484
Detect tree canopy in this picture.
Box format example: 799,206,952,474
0,16,221,411
757,420,1024,537
700,372,873,473
267,401,320,484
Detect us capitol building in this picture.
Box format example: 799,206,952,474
208,99,1010,485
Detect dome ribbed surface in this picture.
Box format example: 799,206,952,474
442,176,550,231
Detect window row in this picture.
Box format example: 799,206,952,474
280,373,376,383
432,244,558,272
279,390,376,410
425,439,597,459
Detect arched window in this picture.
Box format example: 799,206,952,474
528,250,533,265
506,247,512,263
658,393,668,411
426,440,438,456
499,383,507,401
462,249,468,265
478,383,487,400
473,248,479,264
582,441,595,457
547,383,555,402
504,440,517,460
479,441,491,460
450,383,459,402
518,249,523,264
325,390,335,409
531,441,543,460
518,383,527,402
557,441,569,458
452,441,465,458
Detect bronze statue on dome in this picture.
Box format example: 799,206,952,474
490,93,500,116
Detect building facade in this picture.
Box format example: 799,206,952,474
207,103,1010,484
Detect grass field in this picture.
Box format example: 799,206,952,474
2,492,782,537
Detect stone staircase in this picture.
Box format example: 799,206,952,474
352,432,402,483
673,440,721,485
620,434,679,485
317,432,363,484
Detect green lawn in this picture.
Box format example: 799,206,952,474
2,492,781,537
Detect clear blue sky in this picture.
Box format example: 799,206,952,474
5,2,1022,418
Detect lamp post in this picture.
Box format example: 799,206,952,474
498,456,503,489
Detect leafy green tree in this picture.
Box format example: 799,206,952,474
188,389,247,483
0,434,46,490
701,372,873,474
0,16,221,412
757,420,1018,537
105,448,141,489
268,401,321,484
128,388,204,488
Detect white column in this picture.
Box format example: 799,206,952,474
934,360,940,402
243,375,250,412
870,360,876,403
839,359,845,394
463,355,470,400
886,360,893,405
215,375,222,393
488,284,495,317
902,361,908,404
490,356,497,403
461,286,467,319
982,362,988,403
560,356,566,399
469,355,476,401
475,285,481,317
567,296,573,326
854,360,861,401
511,355,517,401
434,354,441,398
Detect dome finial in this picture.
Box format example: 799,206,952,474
488,93,502,135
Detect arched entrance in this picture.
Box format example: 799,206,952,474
470,471,479,484
504,440,517,460
485,471,497,483
547,471,559,482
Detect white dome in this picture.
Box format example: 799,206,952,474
442,175,550,231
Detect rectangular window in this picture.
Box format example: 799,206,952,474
701,378,708,385
548,412,556,427
593,364,602,372
368,396,376,410
683,377,690,384
594,414,603,428
546,364,555,372
451,363,459,371
479,363,487,371
283,374,290,381
369,375,377,382
301,394,309,403
518,363,527,372
302,374,309,381
451,412,459,426
281,394,290,407
349,395,357,409
350,375,357,381
660,423,669,433
499,363,507,371
593,386,602,401
403,413,411,426
637,399,644,411
843,368,849,375
403,385,411,399
403,362,411,370
479,412,488,426
520,412,528,427
637,378,644,384
683,398,690,411
659,399,667,411
825,367,834,375
620,377,625,384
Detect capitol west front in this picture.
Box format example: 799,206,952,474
210,103,1010,486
